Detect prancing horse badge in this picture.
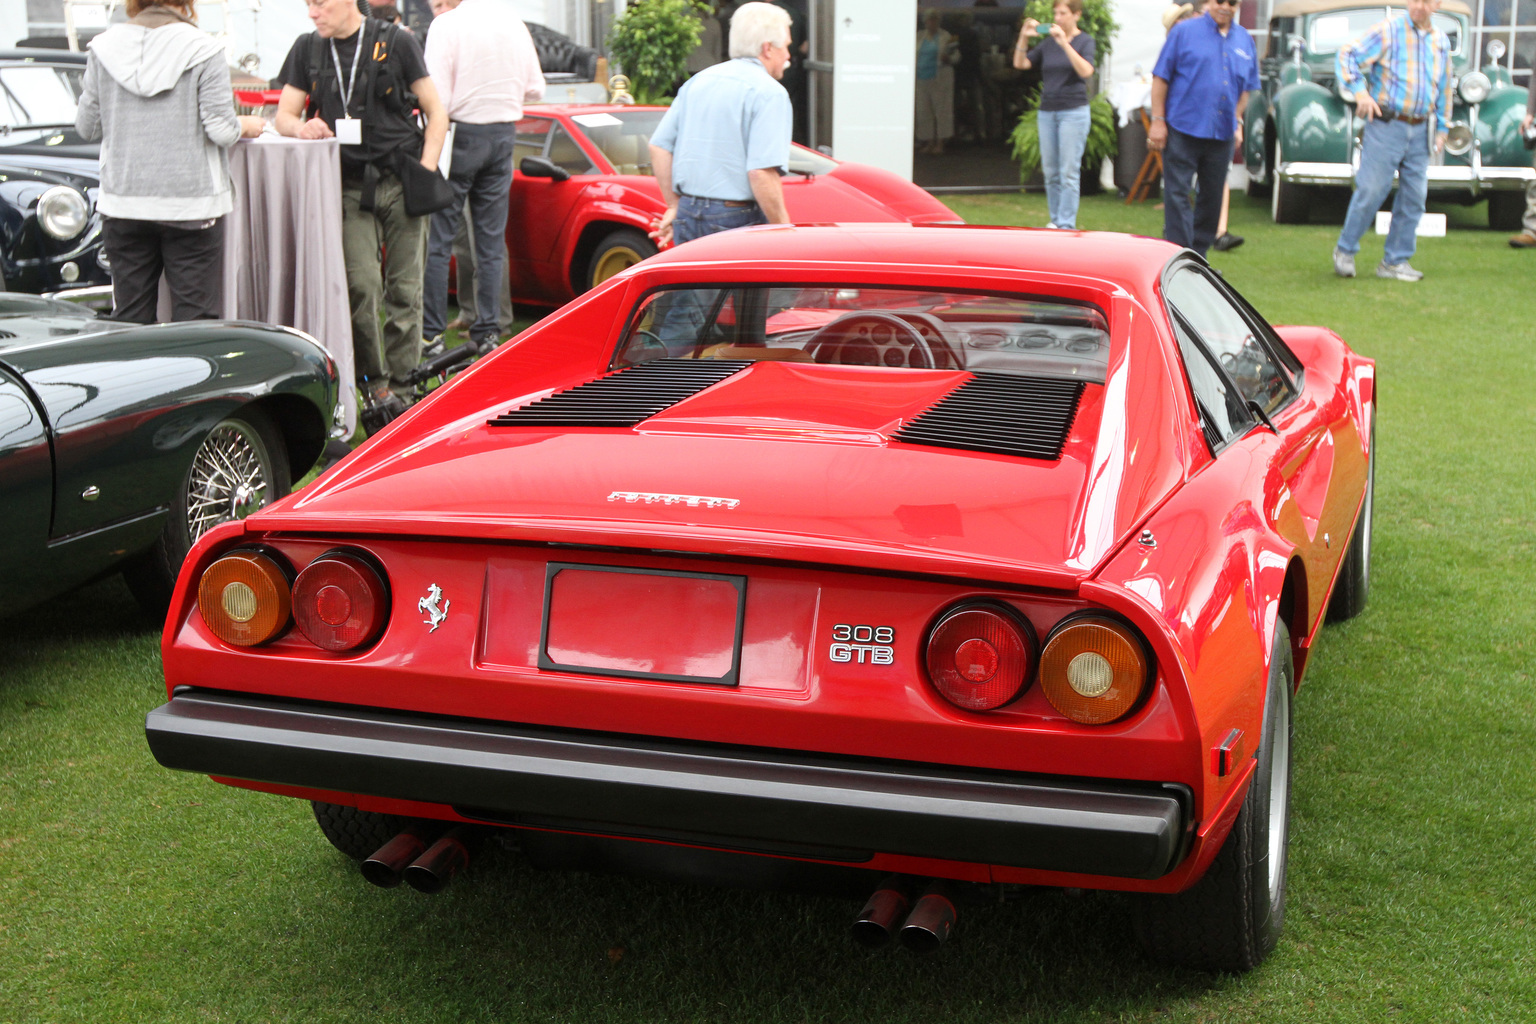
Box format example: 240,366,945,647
418,584,450,632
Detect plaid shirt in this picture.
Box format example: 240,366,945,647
1337,14,1454,133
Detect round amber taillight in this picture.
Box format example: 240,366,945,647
924,603,1037,711
291,551,390,652
197,550,292,647
1039,616,1151,724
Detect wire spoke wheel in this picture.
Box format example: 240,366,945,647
123,409,290,617
185,420,274,542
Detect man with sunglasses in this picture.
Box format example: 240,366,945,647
1331,0,1451,280
1148,0,1258,257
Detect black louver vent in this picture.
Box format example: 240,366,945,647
893,373,1085,461
0,329,15,340
488,359,753,427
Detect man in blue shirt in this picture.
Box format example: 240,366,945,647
648,2,794,247
1149,0,1259,257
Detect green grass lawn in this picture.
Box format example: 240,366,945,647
3,192,1534,1022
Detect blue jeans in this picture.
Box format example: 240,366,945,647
673,194,768,245
1337,117,1431,266
1038,105,1091,228
1161,126,1233,257
424,122,517,343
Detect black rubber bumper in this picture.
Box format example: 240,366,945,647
146,691,1188,879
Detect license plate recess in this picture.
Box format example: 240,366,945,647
538,563,747,686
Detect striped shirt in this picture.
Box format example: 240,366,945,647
1336,14,1453,133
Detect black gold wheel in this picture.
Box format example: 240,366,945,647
586,228,658,290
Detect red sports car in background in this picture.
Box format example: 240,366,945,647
146,225,1373,973
505,105,962,307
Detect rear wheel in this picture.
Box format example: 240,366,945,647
312,802,408,861
1488,191,1524,231
1134,621,1293,972
124,408,291,617
585,228,657,291
1271,144,1308,224
1327,414,1374,623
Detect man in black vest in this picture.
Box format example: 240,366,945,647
274,0,447,405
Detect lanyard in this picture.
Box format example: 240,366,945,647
330,22,366,115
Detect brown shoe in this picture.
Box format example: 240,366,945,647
445,316,469,331
1509,232,1536,248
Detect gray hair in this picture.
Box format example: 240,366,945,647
729,2,792,59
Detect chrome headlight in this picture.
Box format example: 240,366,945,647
1444,122,1474,156
1459,71,1491,105
37,186,90,240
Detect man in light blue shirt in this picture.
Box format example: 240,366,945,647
648,2,794,247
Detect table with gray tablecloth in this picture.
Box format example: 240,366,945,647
160,135,355,435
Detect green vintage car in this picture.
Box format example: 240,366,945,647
1243,0,1533,228
0,293,341,620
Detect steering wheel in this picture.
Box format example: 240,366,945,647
618,328,668,365
805,312,938,369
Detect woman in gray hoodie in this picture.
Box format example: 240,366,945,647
75,0,265,322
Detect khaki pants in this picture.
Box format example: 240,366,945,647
342,173,426,389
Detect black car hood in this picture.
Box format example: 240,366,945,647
0,297,132,360
0,142,100,186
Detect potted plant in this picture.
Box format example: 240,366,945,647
1008,0,1119,191
607,0,710,105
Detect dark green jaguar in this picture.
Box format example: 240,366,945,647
0,293,339,618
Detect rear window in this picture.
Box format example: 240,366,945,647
614,286,1110,381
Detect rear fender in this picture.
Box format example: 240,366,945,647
1087,450,1298,832
1273,81,1352,164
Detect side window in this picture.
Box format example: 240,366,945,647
1164,266,1293,417
546,123,597,176
513,116,551,168
1171,313,1253,447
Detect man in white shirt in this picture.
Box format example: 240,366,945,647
422,0,544,348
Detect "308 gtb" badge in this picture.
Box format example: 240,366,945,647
829,623,895,665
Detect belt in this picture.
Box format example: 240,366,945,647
1379,110,1428,126
679,193,757,208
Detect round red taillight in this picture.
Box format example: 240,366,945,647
197,549,293,647
924,603,1037,711
291,550,390,652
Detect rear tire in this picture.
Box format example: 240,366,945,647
1271,161,1308,224
1134,621,1293,972
1488,191,1524,231
312,801,409,861
1327,414,1374,623
585,228,657,291
124,408,291,617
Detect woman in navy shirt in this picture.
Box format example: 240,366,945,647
1013,1,1096,229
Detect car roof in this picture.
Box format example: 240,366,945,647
636,223,1182,297
0,48,89,65
1270,0,1471,18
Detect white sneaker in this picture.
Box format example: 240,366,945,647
1332,249,1356,278
1376,260,1424,281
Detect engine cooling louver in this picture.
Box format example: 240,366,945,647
893,373,1085,461
488,359,753,428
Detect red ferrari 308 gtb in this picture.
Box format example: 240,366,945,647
505,105,963,307
146,225,1374,973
